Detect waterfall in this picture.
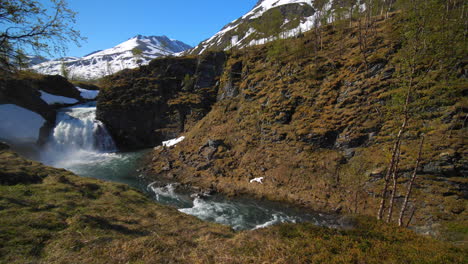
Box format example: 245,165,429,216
41,102,117,168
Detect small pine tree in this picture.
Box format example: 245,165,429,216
132,48,143,67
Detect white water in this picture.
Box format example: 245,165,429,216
147,182,328,231
41,102,117,169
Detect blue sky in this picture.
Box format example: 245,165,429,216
65,0,258,57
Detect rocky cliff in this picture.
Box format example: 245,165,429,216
97,52,227,150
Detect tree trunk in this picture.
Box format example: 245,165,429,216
398,136,424,226
386,145,402,223
377,74,413,220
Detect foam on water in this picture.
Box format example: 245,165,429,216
148,182,323,231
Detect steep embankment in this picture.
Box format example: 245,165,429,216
0,146,465,263
98,13,467,242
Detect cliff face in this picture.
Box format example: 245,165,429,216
97,52,227,150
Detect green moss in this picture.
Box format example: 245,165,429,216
0,149,465,263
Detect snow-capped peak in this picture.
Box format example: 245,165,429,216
186,0,322,55
32,35,192,80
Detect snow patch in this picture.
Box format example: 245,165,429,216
162,136,185,147
76,87,99,100
0,104,45,143
40,91,78,105
250,177,264,184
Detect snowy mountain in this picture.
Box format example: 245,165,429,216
32,35,192,80
187,0,333,55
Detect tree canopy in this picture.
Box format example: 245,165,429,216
0,0,83,71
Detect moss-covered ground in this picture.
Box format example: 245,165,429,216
1,149,466,263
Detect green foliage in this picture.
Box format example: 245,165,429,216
131,47,144,66
0,0,83,71
60,61,69,79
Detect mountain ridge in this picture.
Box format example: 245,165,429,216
186,0,319,55
32,35,192,80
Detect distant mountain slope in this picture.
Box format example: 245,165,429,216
186,0,326,55
32,35,192,80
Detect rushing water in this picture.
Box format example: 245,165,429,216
40,102,338,231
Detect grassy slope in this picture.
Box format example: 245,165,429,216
149,14,467,242
0,149,466,263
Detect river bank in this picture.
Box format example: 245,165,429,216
1,146,465,263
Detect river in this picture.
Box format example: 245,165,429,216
37,102,338,231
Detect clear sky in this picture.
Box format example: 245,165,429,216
64,0,258,58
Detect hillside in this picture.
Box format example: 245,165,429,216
98,9,467,244
32,35,191,80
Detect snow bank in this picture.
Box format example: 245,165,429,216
0,104,45,142
40,91,78,105
162,136,185,147
76,87,99,100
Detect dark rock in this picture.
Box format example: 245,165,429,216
218,60,242,100
0,171,44,185
208,139,225,149
367,62,386,78
32,75,82,100
422,152,464,177
343,148,356,159
0,142,9,150
381,68,395,81
301,131,339,149
334,205,343,213
97,52,227,150
196,162,212,171
0,75,84,145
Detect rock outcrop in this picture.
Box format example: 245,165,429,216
0,73,88,145
97,52,227,150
